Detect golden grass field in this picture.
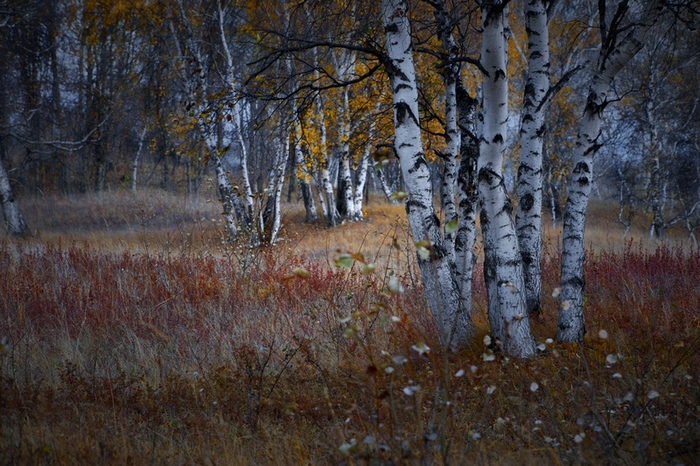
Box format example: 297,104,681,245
1,188,699,464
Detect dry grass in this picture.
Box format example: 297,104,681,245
1,189,699,464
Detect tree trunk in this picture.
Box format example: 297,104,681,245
132,127,147,192
479,1,536,358
454,82,479,325
336,87,356,221
214,154,239,240
293,117,318,223
266,134,290,244
433,0,460,263
515,0,550,317
374,166,396,202
352,144,371,221
382,0,474,351
0,153,29,236
557,0,663,343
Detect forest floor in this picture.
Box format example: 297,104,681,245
1,189,699,464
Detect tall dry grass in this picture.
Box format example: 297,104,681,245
1,189,698,464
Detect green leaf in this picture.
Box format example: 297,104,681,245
361,263,377,274
445,218,459,234
334,254,353,269
389,190,408,201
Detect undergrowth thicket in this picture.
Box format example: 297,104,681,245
1,214,699,464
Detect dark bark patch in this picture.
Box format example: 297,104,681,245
494,69,506,82
384,23,398,34
520,193,534,212
396,102,418,127
409,155,427,175
573,161,590,174
492,133,504,144
394,83,411,93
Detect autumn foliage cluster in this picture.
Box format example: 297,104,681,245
1,195,699,464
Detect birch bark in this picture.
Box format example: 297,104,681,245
382,0,474,351
515,0,550,317
557,0,664,342
433,0,460,264
0,154,29,236
293,115,318,223
479,2,536,358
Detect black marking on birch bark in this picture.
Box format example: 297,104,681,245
492,134,504,144
394,83,412,93
494,69,506,82
521,250,533,265
406,198,426,211
409,155,427,175
480,210,490,228
573,161,590,174
562,275,585,288
529,51,543,60
384,23,398,34
396,102,419,127
520,193,534,212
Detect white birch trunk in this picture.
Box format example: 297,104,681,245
375,167,396,202
313,52,341,227
0,156,29,236
352,143,371,220
218,0,254,225
479,2,536,358
515,0,550,316
382,0,474,351
454,82,479,324
293,117,318,223
233,102,254,222
214,155,239,240
267,135,289,244
557,0,663,342
337,86,356,220
433,0,460,263
131,127,147,192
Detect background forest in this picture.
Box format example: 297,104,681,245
1,0,700,464
1,0,699,241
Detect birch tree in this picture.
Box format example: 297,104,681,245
382,0,474,351
515,0,551,317
478,1,536,358
557,0,665,342
0,154,29,236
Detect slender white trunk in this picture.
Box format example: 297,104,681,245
352,143,371,220
313,51,340,227
433,0,460,263
479,2,536,358
454,82,479,323
382,0,474,351
132,127,147,192
293,117,318,223
516,0,550,316
375,167,396,202
0,156,29,236
233,102,254,222
433,0,477,320
214,155,239,240
268,135,289,244
557,0,663,342
337,87,356,220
